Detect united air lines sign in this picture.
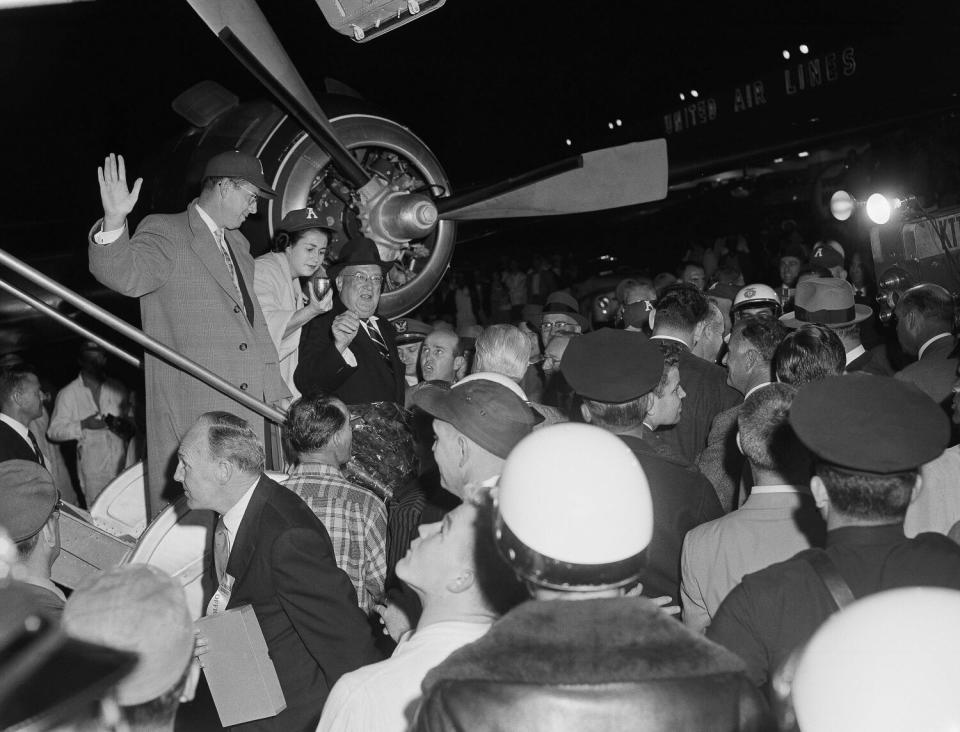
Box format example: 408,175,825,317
663,47,857,135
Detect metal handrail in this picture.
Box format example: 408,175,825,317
0,278,142,368
0,247,287,425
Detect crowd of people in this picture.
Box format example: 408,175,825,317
2,150,960,731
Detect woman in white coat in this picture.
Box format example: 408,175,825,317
254,208,334,400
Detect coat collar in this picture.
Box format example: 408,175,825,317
188,201,245,309
225,475,271,588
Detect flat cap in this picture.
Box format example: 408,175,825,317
789,375,949,473
0,460,57,541
561,328,664,403
63,565,194,706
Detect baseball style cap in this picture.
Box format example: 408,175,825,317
203,150,276,199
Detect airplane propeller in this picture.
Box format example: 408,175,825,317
186,0,668,231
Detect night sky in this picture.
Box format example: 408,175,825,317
1,0,958,365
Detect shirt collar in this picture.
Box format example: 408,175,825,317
0,412,29,441
918,332,952,360
744,381,772,400
220,476,260,541
750,484,803,495
194,203,220,238
290,461,344,478
844,344,866,366
826,523,905,546
650,334,690,349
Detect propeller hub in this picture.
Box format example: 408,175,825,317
365,190,439,247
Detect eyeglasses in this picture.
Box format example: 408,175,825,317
540,321,581,334
346,272,384,288
51,497,63,520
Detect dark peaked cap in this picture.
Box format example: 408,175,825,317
561,328,664,403
789,375,949,474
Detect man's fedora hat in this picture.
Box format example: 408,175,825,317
328,237,390,278
780,277,872,329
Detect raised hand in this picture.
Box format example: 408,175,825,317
98,153,143,231
332,310,360,353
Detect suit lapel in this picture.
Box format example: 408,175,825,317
226,477,269,593
187,204,245,311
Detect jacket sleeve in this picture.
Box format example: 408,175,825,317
88,216,176,298
271,526,381,686
253,257,300,360
294,315,357,397
679,531,711,634
706,582,769,687
47,385,85,442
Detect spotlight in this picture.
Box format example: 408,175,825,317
691,90,699,98
866,193,893,225
679,92,685,101
773,157,784,163
830,190,855,221
615,119,622,127
798,151,809,158
565,138,572,146
607,122,614,130
782,49,790,60
799,44,809,54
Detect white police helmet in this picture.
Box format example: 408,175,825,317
494,423,653,591
732,283,782,321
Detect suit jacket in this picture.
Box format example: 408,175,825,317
88,204,288,510
295,298,405,404
621,435,723,605
846,347,892,375
651,339,742,465
223,475,380,731
680,490,825,633
895,334,959,408
0,420,39,463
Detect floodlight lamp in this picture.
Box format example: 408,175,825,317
830,190,855,221
866,193,892,225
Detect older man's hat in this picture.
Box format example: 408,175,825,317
328,237,390,278
0,460,57,542
392,317,431,345
543,291,589,331
203,150,276,199
278,207,335,234
790,375,949,473
561,328,664,403
780,277,872,329
412,379,538,459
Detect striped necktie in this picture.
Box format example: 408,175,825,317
214,229,243,301
364,319,390,358
207,517,233,615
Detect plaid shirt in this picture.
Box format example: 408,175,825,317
285,462,388,613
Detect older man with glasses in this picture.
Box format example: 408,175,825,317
296,237,406,404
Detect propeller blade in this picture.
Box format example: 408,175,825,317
185,0,373,190
439,139,669,220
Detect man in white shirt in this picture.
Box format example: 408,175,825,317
47,342,134,505
318,491,525,732
681,384,825,632
89,152,288,518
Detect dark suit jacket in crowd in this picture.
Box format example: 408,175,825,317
621,435,724,604
895,334,959,408
651,339,742,465
222,475,381,731
0,420,40,463
295,298,405,404
695,404,749,513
